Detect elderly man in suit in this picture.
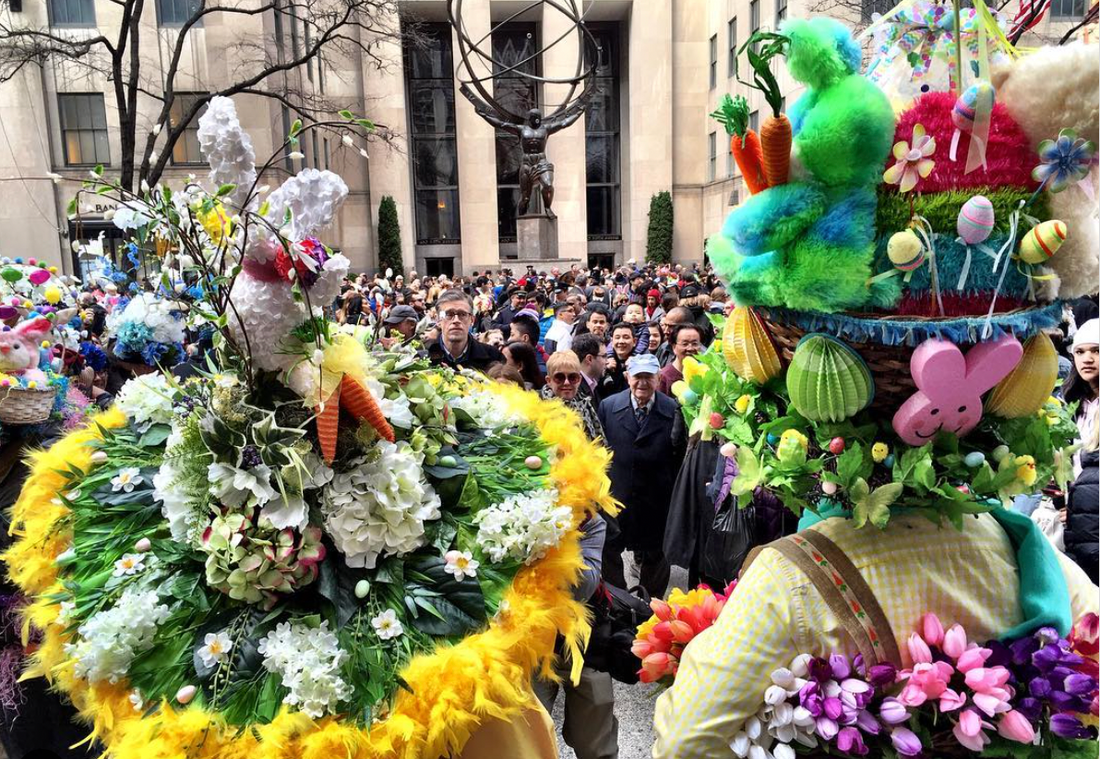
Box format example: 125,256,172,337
597,353,685,597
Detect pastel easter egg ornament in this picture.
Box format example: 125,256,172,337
1018,220,1067,265
722,306,782,384
955,196,995,290
950,80,995,173
786,334,874,423
892,336,1023,446
887,229,925,272
985,332,1059,418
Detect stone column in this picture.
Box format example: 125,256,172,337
363,34,417,274
540,2,588,263
625,0,674,264
451,0,500,273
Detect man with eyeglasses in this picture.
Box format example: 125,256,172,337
657,323,703,396
427,290,504,372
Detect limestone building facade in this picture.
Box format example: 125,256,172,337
0,0,1090,277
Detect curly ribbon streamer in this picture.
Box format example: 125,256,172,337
911,215,944,316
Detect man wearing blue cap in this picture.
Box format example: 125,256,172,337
597,353,684,596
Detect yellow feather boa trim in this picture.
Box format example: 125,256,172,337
3,385,617,759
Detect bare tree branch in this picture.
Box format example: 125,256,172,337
0,0,417,192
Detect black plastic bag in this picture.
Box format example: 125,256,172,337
585,582,652,684
701,495,757,584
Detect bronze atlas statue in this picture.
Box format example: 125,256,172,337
448,0,599,220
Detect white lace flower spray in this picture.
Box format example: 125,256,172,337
116,373,176,428
64,588,170,684
321,440,441,569
257,619,351,718
473,489,572,565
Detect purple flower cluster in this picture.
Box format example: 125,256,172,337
1003,625,1099,740
732,652,920,759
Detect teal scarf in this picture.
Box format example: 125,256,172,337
798,504,1072,639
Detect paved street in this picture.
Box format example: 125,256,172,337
551,561,689,759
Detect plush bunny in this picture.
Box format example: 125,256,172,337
892,335,1023,446
0,317,52,384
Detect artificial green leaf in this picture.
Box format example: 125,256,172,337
339,109,355,120
289,118,303,137
852,479,902,529
138,423,172,448
731,446,763,496
834,441,868,489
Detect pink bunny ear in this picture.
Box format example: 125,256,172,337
964,335,1023,394
14,317,51,338
909,339,967,397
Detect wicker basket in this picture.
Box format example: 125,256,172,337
759,305,1062,412
0,385,58,425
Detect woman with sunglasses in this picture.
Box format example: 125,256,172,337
540,350,604,441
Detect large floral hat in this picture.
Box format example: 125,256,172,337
2,97,615,759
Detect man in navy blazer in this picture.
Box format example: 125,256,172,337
597,353,685,597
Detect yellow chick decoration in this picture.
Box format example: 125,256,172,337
777,429,809,466
871,442,890,463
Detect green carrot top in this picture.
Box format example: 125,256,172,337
737,32,788,119
710,94,750,138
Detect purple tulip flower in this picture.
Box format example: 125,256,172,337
1051,713,1090,739
879,698,909,725
890,726,922,756
837,726,868,756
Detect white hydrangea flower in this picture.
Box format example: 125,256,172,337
473,489,572,565
449,388,525,430
257,620,351,718
227,270,306,373
265,169,348,242
321,440,441,569
154,429,204,544
116,373,176,428
106,293,187,347
65,588,170,684
196,96,257,210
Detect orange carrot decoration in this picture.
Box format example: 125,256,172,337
711,94,768,195
340,375,395,443
738,32,792,187
316,385,342,463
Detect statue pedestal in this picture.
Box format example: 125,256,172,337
516,214,558,260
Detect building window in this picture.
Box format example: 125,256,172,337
48,0,95,26
750,0,760,49
404,23,461,244
708,132,717,182
709,35,717,89
749,109,760,134
861,0,895,21
728,18,737,78
156,0,200,26
305,22,313,81
169,93,207,165
726,134,735,178
492,23,539,242
59,94,109,166
776,0,788,26
586,24,621,240
1051,0,1086,17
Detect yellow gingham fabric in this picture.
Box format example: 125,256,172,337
652,512,1100,758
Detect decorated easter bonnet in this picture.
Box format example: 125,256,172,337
662,14,1100,758
689,8,1096,532
2,98,615,758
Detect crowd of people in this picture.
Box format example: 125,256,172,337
319,261,1100,759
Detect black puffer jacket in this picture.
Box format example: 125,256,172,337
1065,449,1098,584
